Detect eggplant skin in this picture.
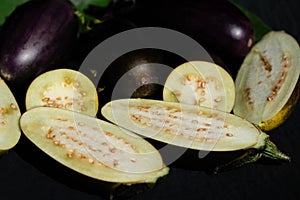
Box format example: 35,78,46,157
0,0,78,86
117,0,254,60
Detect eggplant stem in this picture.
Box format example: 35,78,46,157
214,132,291,173
262,137,291,162
214,150,262,173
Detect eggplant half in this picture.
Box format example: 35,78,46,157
102,99,290,171
20,107,169,184
0,0,78,86
163,61,235,112
234,31,300,131
0,78,21,154
25,69,99,116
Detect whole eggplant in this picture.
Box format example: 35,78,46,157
116,0,255,61
0,0,78,86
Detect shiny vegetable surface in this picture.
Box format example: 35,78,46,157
0,0,78,86
117,0,255,60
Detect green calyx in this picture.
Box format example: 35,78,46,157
214,132,291,173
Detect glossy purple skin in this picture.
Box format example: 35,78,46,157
120,0,255,60
0,0,78,85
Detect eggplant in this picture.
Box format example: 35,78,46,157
20,106,169,183
0,78,21,154
101,99,290,171
163,61,235,112
234,31,300,131
0,0,79,87
96,48,187,111
116,0,254,63
25,69,99,117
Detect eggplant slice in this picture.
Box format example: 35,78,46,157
102,98,260,151
20,107,168,184
234,31,300,130
102,98,290,171
25,69,99,116
0,78,21,153
163,61,235,112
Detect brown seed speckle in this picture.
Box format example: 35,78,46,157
226,133,233,137
10,103,17,109
113,159,119,167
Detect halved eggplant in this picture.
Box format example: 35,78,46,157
234,31,300,131
25,69,99,116
0,78,21,153
20,107,168,183
101,99,290,170
163,61,235,112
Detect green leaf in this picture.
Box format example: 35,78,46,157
70,0,111,12
0,0,29,26
233,3,271,42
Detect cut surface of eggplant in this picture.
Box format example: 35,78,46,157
0,78,21,153
234,31,300,129
25,69,99,116
163,61,235,112
102,99,291,171
102,99,260,151
20,107,168,183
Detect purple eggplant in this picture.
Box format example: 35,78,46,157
116,0,255,60
0,0,78,86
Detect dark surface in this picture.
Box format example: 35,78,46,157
1,0,300,199
0,0,78,86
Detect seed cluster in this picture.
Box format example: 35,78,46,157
246,50,290,106
173,74,225,109
0,103,18,126
266,55,289,101
131,105,235,144
45,118,139,170
0,107,6,126
41,78,87,112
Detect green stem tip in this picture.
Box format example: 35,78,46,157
214,132,291,173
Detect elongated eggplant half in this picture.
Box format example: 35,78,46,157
20,107,168,183
102,99,290,170
234,31,300,131
0,0,78,86
25,69,99,116
102,99,259,151
163,61,235,112
0,78,21,153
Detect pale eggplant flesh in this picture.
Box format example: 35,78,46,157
20,107,169,184
0,78,21,154
234,31,300,131
25,69,99,117
163,61,235,112
101,99,290,171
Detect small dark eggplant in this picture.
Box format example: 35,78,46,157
116,0,255,61
0,0,79,87
96,48,187,112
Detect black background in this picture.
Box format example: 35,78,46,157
1,0,300,199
